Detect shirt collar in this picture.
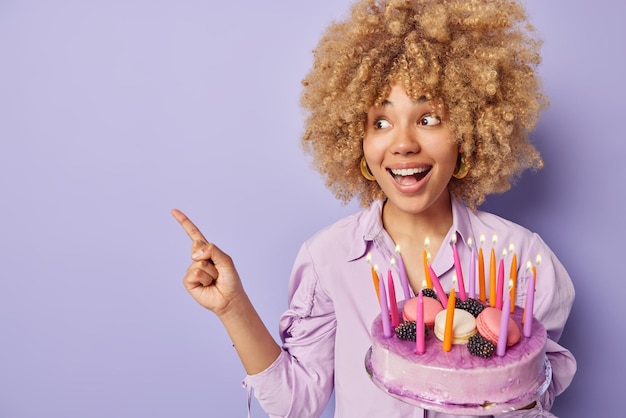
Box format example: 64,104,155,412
346,200,384,262
348,195,476,268
451,195,474,248
430,196,474,274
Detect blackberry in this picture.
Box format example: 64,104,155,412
420,288,438,300
394,320,428,341
467,334,495,358
395,321,417,341
455,298,485,317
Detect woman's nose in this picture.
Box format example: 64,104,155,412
390,126,421,155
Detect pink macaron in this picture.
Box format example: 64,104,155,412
475,306,521,346
403,296,444,327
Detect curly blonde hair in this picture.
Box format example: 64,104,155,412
300,0,547,209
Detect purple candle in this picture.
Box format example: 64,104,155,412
496,258,505,310
497,281,512,356
394,245,412,301
379,274,392,338
451,234,467,301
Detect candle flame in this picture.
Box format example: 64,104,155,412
480,234,485,245
509,243,515,253
390,257,396,267
452,274,458,286
507,278,513,291
536,254,542,266
421,280,427,289
366,252,372,264
492,234,498,245
395,244,401,254
526,260,532,271
502,248,508,258
468,237,473,248
374,263,379,272
424,237,430,248
451,233,457,245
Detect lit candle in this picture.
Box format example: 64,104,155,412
451,233,467,301
388,270,400,327
369,255,380,305
489,235,497,307
523,273,535,337
428,265,449,309
522,261,532,325
468,237,476,299
497,280,512,356
394,245,412,301
496,249,506,310
416,290,425,354
379,273,392,338
423,237,433,289
478,234,486,302
442,288,456,352
509,244,517,313
535,254,542,285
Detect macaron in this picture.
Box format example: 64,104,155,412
475,306,521,346
403,296,444,327
434,308,477,345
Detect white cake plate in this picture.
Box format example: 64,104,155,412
364,347,552,415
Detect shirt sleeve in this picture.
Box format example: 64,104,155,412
243,241,336,417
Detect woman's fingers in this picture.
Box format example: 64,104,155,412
171,208,211,254
171,208,235,266
185,260,217,288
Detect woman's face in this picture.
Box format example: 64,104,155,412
363,85,458,217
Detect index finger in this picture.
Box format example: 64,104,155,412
171,208,208,244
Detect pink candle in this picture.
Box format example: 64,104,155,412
394,245,412,301
416,290,425,354
523,275,535,337
497,281,512,356
428,265,449,309
468,237,476,299
379,274,392,338
387,270,400,327
451,234,467,301
496,258,505,310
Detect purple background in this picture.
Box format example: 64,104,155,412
1,1,623,416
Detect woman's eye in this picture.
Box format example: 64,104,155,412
374,119,391,129
419,115,441,126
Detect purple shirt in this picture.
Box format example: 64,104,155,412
244,197,576,417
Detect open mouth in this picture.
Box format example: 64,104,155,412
388,167,431,185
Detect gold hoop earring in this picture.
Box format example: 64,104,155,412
360,156,376,181
452,153,469,179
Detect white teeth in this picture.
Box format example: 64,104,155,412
390,167,427,176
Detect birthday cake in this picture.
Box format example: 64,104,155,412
365,294,550,415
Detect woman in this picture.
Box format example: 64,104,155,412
172,0,576,416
